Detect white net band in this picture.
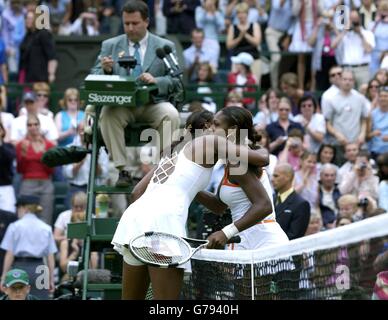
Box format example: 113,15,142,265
193,213,388,264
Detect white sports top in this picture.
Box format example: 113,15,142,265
219,167,276,223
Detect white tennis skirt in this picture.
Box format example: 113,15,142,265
112,184,191,271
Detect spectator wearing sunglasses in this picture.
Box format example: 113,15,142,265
18,83,53,118
364,78,381,110
15,114,55,225
54,88,84,147
320,65,343,114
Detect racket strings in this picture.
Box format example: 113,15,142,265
131,233,191,265
151,152,178,185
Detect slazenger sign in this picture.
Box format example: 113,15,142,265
88,93,133,105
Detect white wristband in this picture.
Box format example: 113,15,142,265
221,223,239,240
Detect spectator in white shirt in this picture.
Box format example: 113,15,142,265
332,9,375,89
53,191,87,244
293,94,326,153
67,9,100,36
10,92,58,146
339,150,379,201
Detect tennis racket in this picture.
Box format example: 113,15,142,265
128,231,240,268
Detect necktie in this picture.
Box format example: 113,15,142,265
276,194,282,206
132,42,142,77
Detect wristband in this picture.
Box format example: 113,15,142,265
221,223,239,240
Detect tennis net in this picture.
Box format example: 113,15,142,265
181,213,388,300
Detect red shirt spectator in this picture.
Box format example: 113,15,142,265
16,138,54,179
227,52,257,107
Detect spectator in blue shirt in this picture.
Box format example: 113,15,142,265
183,28,220,80
367,86,388,159
0,38,7,85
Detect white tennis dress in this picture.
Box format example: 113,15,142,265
112,144,213,266
219,168,289,250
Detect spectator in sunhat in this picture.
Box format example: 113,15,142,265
227,52,258,111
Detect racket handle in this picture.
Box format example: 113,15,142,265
227,236,241,244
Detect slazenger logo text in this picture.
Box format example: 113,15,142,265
88,93,132,105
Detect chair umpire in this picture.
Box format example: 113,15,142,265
91,0,181,187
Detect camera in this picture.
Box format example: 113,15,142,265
359,162,368,170
118,56,137,70
358,198,369,208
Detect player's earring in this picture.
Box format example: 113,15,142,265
183,124,192,137
227,130,237,144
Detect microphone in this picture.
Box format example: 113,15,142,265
156,47,174,75
163,45,183,77
74,269,111,288
163,45,179,70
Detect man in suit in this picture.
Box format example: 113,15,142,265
271,163,310,299
272,163,311,240
92,0,181,187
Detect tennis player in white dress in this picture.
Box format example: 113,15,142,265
196,107,289,250
112,142,213,266
219,167,289,250
111,110,270,299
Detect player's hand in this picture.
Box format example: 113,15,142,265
206,231,228,249
101,55,114,73
138,72,156,84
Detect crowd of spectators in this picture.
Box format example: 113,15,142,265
0,0,387,299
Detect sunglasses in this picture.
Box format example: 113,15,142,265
27,123,39,127
330,72,341,77
68,98,78,102
72,204,85,210
279,108,290,112
37,93,49,98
